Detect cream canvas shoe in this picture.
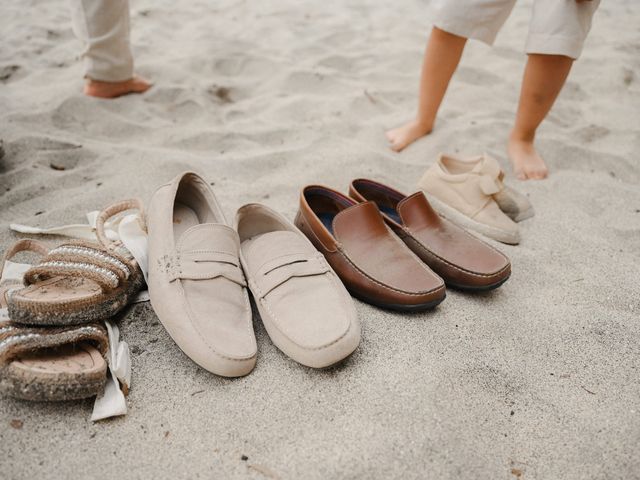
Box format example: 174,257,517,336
236,204,360,369
147,172,256,377
418,154,521,244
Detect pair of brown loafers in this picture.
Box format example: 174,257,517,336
295,179,511,312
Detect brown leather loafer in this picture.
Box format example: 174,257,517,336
294,185,445,311
349,179,511,291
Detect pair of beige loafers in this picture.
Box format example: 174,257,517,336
146,172,360,377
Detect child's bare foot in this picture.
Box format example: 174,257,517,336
386,120,432,152
84,75,152,99
508,133,549,180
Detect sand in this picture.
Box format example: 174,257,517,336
1,0,639,478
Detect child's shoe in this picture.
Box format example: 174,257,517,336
418,154,524,244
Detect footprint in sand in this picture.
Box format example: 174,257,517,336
41,148,98,171
214,55,277,78
3,136,95,173
545,139,639,183
51,97,147,138
0,65,21,83
144,86,185,105
1,136,99,205
575,124,611,143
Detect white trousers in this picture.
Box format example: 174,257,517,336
70,0,134,81
430,0,600,59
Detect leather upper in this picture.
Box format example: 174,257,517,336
147,172,256,377
349,178,511,289
295,186,445,309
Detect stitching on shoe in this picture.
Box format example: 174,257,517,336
402,232,510,279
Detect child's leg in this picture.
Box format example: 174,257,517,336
509,0,599,180
508,54,573,180
386,27,466,152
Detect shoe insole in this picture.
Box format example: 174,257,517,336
173,202,200,239
13,342,106,376
16,276,102,304
378,204,402,224
318,212,336,234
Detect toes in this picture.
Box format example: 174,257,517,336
512,164,527,180
529,170,548,180
385,130,396,142
389,140,403,152
133,83,152,94
526,164,549,180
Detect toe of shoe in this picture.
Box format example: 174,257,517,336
296,320,361,369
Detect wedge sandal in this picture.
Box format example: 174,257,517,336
5,200,145,326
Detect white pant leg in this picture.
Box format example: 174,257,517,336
70,0,134,81
430,0,517,45
526,0,600,59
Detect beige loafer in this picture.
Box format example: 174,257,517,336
418,154,521,244
236,203,360,369
147,172,256,377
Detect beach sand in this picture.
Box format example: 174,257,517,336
1,0,639,478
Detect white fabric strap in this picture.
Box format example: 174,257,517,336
91,321,130,422
8,209,149,422
1,260,31,284
11,211,148,281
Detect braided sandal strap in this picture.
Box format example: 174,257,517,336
1,240,51,307
95,198,146,253
22,241,133,293
46,243,132,282
0,321,108,365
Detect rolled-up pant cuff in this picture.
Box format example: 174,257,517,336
525,34,583,60
84,59,133,83
433,21,498,46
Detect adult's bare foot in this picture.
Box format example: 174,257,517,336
84,75,152,99
385,120,432,152
507,133,549,180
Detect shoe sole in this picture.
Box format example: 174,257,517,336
348,289,445,312
445,273,511,292
427,195,520,245
512,208,535,223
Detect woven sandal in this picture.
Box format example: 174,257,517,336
5,199,145,326
0,241,109,401
0,320,109,401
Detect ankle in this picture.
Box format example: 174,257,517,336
510,129,535,144
414,117,434,132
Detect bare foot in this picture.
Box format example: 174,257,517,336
508,133,549,180
84,75,152,99
385,120,432,152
